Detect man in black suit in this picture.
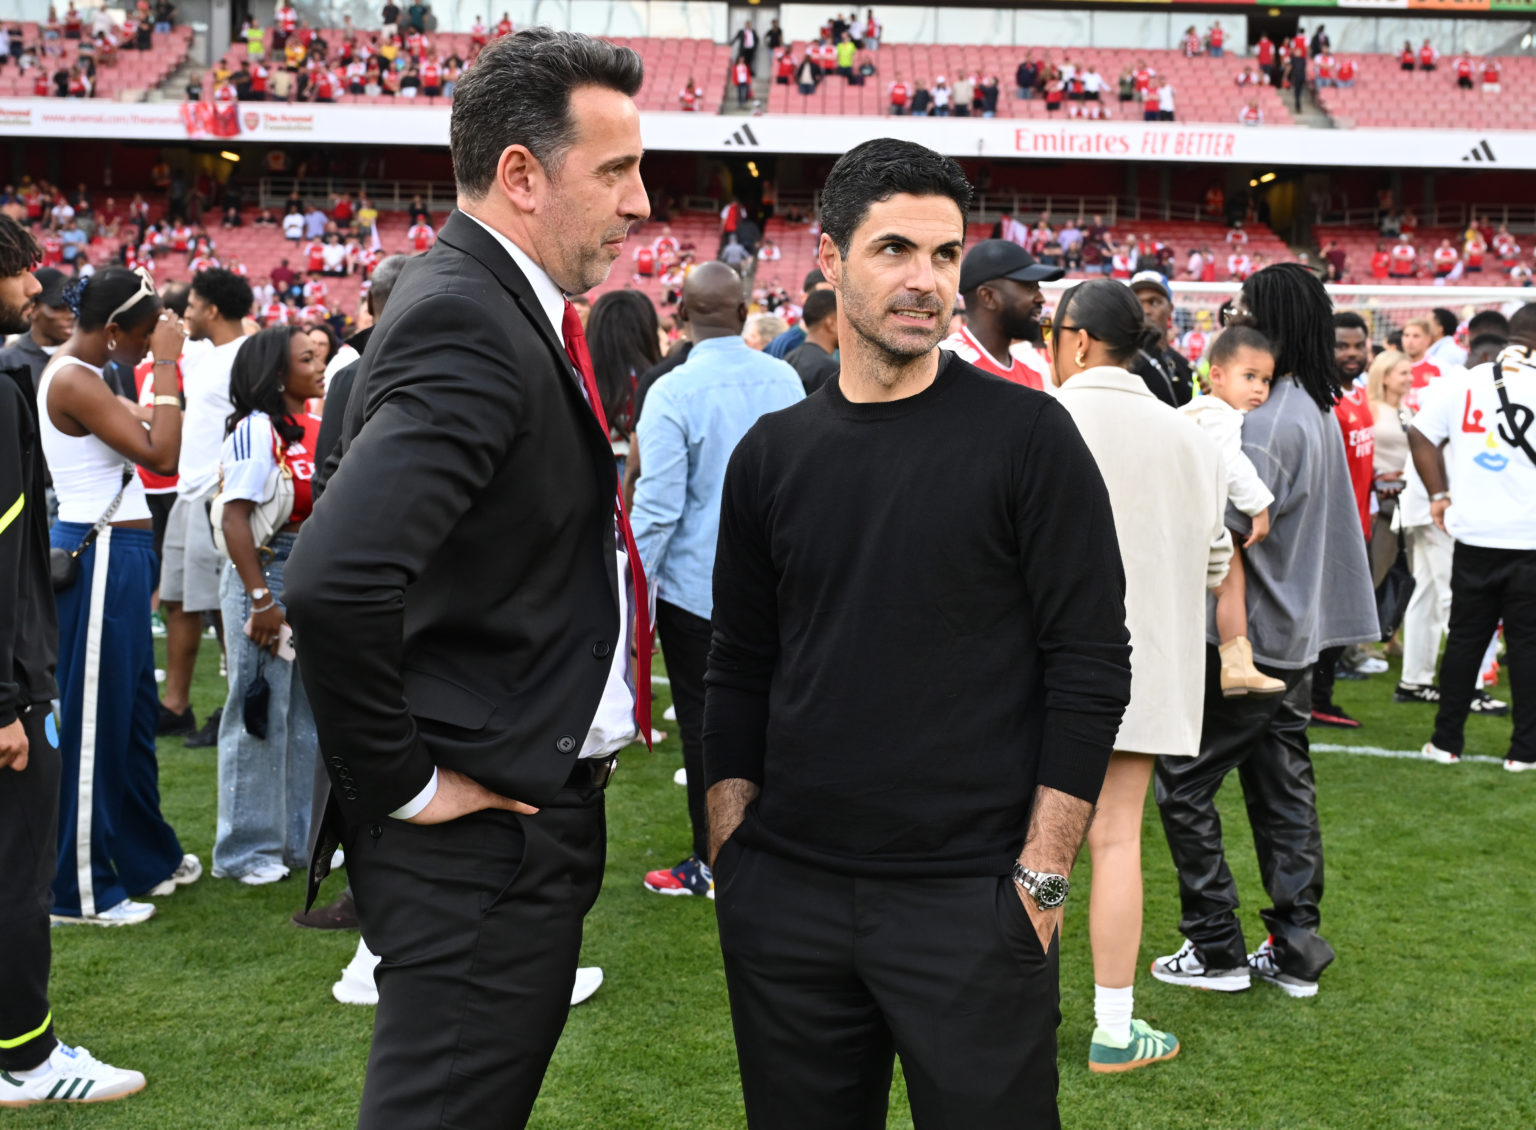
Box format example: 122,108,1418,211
283,28,651,1130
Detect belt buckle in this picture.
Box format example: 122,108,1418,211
594,756,618,788
257,545,275,566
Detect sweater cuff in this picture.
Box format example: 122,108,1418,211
1036,709,1119,803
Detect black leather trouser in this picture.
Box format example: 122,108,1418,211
1154,645,1336,981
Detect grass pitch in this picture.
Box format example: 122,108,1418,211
28,645,1536,1129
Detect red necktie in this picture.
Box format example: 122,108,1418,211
562,299,652,749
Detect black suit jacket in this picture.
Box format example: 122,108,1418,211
285,211,622,891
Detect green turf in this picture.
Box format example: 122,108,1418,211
27,645,1535,1128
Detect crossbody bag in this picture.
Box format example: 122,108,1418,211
50,465,134,591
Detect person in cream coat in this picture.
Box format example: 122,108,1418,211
1048,278,1231,1074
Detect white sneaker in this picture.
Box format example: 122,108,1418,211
1421,741,1461,764
154,667,166,683
571,966,603,1006
50,899,156,927
663,704,678,722
1247,936,1319,998
1149,938,1250,992
238,863,290,886
1355,656,1389,675
330,847,345,870
673,767,688,787
144,854,202,897
0,1043,146,1107
332,939,380,1006
1506,759,1536,773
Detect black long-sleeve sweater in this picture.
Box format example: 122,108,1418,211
702,352,1133,877
0,362,58,726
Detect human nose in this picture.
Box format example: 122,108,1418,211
621,167,650,224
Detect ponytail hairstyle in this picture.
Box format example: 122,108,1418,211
1241,262,1340,411
70,266,162,333
226,325,305,445
1054,278,1162,366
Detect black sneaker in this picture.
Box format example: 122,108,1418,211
183,706,223,749
1471,691,1510,717
1394,682,1440,704
1333,662,1369,682
157,704,196,736
1310,703,1361,729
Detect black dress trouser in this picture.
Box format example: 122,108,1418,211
656,600,710,862
714,838,1061,1130
1432,543,1535,762
1154,645,1336,981
346,787,606,1130
0,705,61,1071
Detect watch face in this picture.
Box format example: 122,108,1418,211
1035,875,1070,908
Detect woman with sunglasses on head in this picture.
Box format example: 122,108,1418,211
38,266,199,925
1046,278,1233,1072
211,326,326,885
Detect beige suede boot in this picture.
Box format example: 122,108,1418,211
1219,637,1287,698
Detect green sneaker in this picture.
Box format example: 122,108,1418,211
1089,1019,1180,1074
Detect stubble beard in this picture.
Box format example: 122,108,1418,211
842,283,946,386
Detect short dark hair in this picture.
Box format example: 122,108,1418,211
801,288,837,329
159,282,192,317
803,267,825,292
1509,303,1536,337
1467,309,1510,338
0,214,40,278
818,139,972,258
1054,278,1160,366
449,28,643,198
1430,307,1458,338
191,268,254,322
1332,310,1369,334
1468,332,1508,359
1209,324,1275,368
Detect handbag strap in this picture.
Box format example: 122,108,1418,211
71,465,134,560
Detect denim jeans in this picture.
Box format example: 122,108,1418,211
213,533,317,879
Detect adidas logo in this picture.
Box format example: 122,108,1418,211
724,123,760,147
1461,139,1497,163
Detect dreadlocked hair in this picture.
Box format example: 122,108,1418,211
1242,262,1341,412
0,214,42,278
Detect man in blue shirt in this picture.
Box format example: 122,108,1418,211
765,267,834,359
631,261,805,899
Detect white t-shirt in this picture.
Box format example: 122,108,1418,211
178,335,246,498
1410,359,1536,549
321,242,348,271
1157,84,1175,111
282,212,304,239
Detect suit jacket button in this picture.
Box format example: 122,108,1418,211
345,788,360,800
329,757,344,769
593,641,612,659
556,734,577,754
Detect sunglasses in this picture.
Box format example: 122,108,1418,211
106,266,156,327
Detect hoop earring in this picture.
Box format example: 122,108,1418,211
1075,350,1088,368
107,338,118,352
277,382,286,392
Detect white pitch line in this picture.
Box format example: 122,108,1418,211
1311,742,1505,766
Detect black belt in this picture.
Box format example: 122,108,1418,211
565,755,618,790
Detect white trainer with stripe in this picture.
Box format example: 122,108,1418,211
0,1044,146,1107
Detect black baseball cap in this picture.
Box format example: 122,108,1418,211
959,239,1064,293
33,267,69,309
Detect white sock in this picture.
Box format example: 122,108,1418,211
1094,984,1134,1045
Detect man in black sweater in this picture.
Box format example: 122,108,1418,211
704,139,1132,1130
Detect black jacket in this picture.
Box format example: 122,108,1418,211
285,211,622,877
310,325,371,504
0,361,58,725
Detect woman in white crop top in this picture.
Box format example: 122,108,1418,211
39,267,197,925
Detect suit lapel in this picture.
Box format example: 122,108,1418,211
435,210,587,402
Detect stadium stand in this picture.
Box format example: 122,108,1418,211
769,44,1298,125
1315,53,1536,130
0,23,193,99
204,33,732,112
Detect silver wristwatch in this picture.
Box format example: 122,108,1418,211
249,587,271,603
1012,863,1070,909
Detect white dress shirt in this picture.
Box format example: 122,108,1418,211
391,212,638,820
